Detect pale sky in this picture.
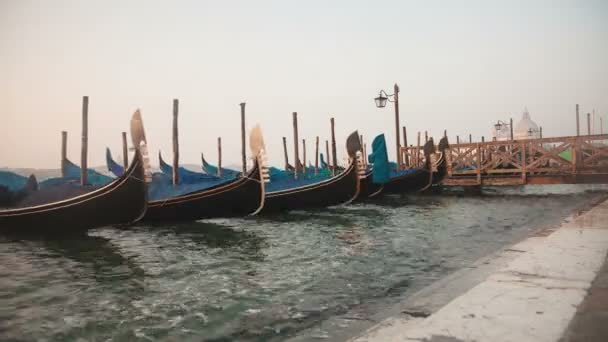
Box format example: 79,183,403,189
1,0,607,169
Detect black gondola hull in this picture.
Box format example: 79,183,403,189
382,161,447,194
261,163,359,213
0,152,148,234
143,161,264,222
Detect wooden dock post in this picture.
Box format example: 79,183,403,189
481,136,485,163
469,134,472,143
521,141,527,184
601,118,604,135
81,96,89,186
444,129,447,137
416,132,421,167
240,103,246,174
425,131,428,143
576,104,580,136
393,84,402,168
293,112,300,179
172,99,179,186
217,137,222,177
122,132,128,169
510,118,514,140
476,143,482,185
325,140,330,171
282,137,289,171
540,127,543,139
587,113,591,135
302,138,307,175
331,117,337,176
61,131,67,177
403,126,408,166
315,136,319,175
456,135,460,144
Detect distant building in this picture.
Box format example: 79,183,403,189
492,108,541,141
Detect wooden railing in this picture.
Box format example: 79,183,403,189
400,134,608,186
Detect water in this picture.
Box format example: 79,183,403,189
1,185,606,341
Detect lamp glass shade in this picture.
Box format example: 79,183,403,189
374,95,388,108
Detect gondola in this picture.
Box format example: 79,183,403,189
0,111,148,234
260,131,363,213
118,114,266,223
158,151,222,183
382,135,450,194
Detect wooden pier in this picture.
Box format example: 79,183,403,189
401,134,608,186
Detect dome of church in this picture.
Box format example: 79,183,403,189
514,108,540,139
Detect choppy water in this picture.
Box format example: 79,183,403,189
1,185,606,342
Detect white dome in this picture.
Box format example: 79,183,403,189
514,108,540,139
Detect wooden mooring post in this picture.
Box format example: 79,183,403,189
587,113,591,135
122,132,129,169
172,99,179,186
325,140,330,170
240,103,247,174
314,136,319,175
217,137,222,177
510,118,514,140
416,132,421,167
403,126,409,166
293,112,300,179
81,96,89,186
469,134,472,143
330,117,337,176
61,131,67,177
282,137,289,171
302,138,307,175
576,104,580,136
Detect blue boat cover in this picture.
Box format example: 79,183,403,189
106,148,125,176
0,171,28,192
265,166,333,192
60,158,113,187
368,134,390,184
158,152,222,184
202,158,240,179
147,172,232,201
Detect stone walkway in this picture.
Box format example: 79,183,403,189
349,199,608,342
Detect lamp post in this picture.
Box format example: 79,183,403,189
494,119,513,140
374,83,402,168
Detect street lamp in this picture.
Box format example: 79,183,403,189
374,84,402,168
374,91,390,108
494,118,514,140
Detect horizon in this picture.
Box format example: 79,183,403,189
1,0,607,169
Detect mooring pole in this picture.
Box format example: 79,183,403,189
456,135,460,144
540,127,543,139
61,131,67,177
331,117,337,176
293,112,300,179
393,84,401,169
416,131,421,167
81,96,89,186
403,126,409,167
509,118,514,140
425,131,428,143
122,132,128,169
217,137,222,177
444,129,447,137
469,134,472,143
240,103,246,174
601,118,604,135
587,113,591,135
325,140,330,171
576,104,580,136
314,136,319,175
282,137,289,171
172,99,179,186
302,138,307,175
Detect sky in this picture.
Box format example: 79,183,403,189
1,0,607,169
